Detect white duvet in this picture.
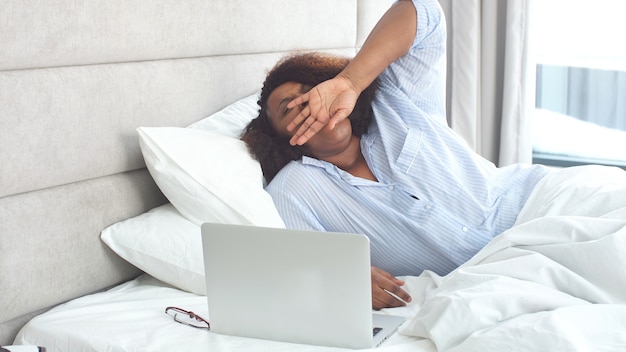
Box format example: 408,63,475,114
402,165,626,351
16,165,626,351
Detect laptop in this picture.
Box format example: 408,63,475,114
201,223,405,349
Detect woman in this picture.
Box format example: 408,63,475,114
243,0,548,310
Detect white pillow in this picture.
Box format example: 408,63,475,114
101,204,207,294
137,126,284,227
187,93,259,137
102,95,284,294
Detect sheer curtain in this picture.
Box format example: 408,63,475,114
438,0,534,166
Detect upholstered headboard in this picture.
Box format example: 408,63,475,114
0,0,395,344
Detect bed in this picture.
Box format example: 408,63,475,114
2,1,626,351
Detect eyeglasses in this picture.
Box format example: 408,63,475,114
165,306,210,330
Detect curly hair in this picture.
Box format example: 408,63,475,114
242,52,378,183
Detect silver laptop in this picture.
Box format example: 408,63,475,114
201,223,405,349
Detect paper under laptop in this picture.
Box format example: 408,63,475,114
201,223,405,349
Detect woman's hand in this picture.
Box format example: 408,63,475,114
371,266,411,310
285,0,416,147
286,74,359,146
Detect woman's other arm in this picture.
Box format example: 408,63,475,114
287,0,417,146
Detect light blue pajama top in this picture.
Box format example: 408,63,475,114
266,0,548,276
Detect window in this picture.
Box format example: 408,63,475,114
532,0,626,169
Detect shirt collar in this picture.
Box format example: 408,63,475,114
301,156,376,186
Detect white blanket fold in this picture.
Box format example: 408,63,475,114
400,166,626,351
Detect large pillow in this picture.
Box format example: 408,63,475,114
101,204,207,294
102,94,284,294
137,126,284,227
137,92,284,227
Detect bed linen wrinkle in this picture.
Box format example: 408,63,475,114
398,165,626,351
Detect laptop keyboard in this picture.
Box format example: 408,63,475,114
373,327,383,336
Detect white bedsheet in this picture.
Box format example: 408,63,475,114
15,165,626,351
14,274,435,352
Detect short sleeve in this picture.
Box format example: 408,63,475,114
411,0,445,48
377,0,447,119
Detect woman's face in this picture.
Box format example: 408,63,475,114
266,82,354,160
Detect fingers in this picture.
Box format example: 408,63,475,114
327,109,350,130
385,284,412,305
287,92,309,110
287,100,331,146
372,285,411,310
286,87,333,145
287,105,349,146
371,267,412,310
290,119,324,146
286,104,310,133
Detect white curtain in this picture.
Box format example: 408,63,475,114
438,0,534,166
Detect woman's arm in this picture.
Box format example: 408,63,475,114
339,0,417,94
286,0,417,146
